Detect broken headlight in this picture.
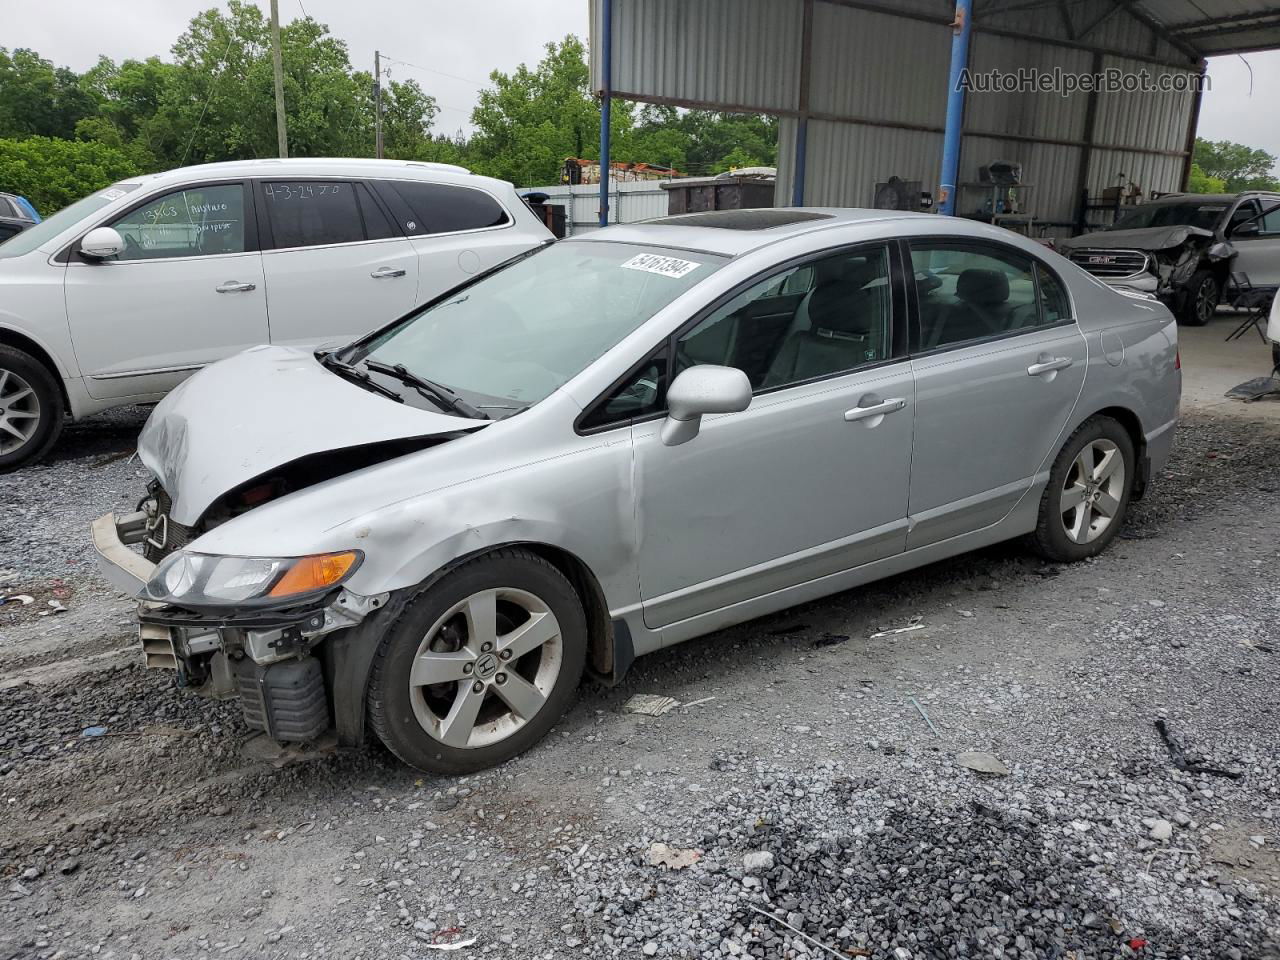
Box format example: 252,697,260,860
143,550,362,608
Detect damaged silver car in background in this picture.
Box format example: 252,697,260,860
94,208,1180,774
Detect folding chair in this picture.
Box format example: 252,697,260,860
1225,272,1275,342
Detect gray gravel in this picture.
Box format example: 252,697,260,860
1,409,1278,959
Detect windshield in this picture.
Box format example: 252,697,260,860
349,241,725,410
0,182,140,259
1111,201,1227,232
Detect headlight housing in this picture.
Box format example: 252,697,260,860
143,550,362,608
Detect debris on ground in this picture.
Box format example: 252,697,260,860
646,843,701,870
956,750,1010,776
1155,717,1244,779
624,694,681,716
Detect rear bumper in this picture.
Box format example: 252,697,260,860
91,512,155,595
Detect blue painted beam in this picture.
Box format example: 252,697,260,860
792,118,808,207
938,0,973,217
599,0,613,228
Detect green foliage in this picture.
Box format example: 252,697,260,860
1192,138,1279,193
0,48,98,139
467,36,606,185
1185,162,1226,195
0,17,785,211
0,136,140,212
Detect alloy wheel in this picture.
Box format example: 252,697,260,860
1060,438,1125,544
0,368,41,456
408,587,563,749
1196,280,1217,323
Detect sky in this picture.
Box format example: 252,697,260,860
1,0,1277,170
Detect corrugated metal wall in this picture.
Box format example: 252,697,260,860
521,182,671,234
593,0,1204,237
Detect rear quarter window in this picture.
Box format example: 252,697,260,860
378,180,510,236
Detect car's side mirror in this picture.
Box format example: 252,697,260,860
79,226,126,260
1231,220,1261,238
660,364,751,447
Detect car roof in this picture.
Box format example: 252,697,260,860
570,207,938,257
116,157,514,193
1153,192,1280,203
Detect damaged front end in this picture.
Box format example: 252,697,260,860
1062,225,1233,304
89,345,493,748
93,507,389,744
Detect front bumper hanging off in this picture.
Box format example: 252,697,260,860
91,510,386,744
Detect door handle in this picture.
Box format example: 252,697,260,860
215,280,256,293
370,266,407,279
844,397,907,422
1027,356,1074,376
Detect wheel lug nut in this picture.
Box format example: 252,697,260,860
499,649,512,661
481,642,493,653
495,673,507,685
463,663,473,674
472,680,484,693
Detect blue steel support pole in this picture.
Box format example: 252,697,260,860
598,0,613,227
938,0,973,217
792,119,808,207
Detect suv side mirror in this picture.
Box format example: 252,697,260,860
79,226,125,260
660,364,751,447
1231,220,1261,238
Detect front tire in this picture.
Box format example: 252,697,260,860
1178,270,1218,326
367,548,587,775
1032,417,1135,563
0,346,64,472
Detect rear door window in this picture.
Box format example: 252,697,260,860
260,181,367,249
375,180,510,236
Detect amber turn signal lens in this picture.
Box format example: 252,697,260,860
267,551,360,598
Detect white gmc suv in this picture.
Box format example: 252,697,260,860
0,158,552,469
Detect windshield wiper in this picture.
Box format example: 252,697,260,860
362,359,489,420
317,351,404,403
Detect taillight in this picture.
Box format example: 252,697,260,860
1175,349,1181,370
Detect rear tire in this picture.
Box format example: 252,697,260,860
0,346,64,472
367,548,587,775
1032,416,1135,563
1177,270,1218,326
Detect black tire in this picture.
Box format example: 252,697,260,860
1031,416,1135,563
0,345,64,472
367,548,587,775
1271,341,1280,374
1177,270,1218,326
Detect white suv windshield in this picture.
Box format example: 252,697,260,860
350,241,724,410
0,182,140,259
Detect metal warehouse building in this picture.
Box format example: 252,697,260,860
587,1,1280,235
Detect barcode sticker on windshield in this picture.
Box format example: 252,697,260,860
621,253,701,279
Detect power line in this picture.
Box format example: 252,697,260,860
380,54,486,89
180,28,238,166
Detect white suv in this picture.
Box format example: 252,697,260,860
0,158,552,469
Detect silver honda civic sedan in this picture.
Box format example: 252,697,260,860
94,208,1180,773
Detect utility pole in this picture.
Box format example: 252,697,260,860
270,0,288,157
374,50,384,159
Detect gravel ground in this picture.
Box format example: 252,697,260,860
1,408,1278,960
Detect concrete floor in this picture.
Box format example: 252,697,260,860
1176,306,1280,419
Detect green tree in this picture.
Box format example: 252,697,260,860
0,48,99,140
1185,162,1226,194
468,36,621,185
1192,138,1279,192
0,136,139,213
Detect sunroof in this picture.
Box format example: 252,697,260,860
648,210,834,231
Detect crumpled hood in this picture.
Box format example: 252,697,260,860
138,345,486,526
1059,225,1214,252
